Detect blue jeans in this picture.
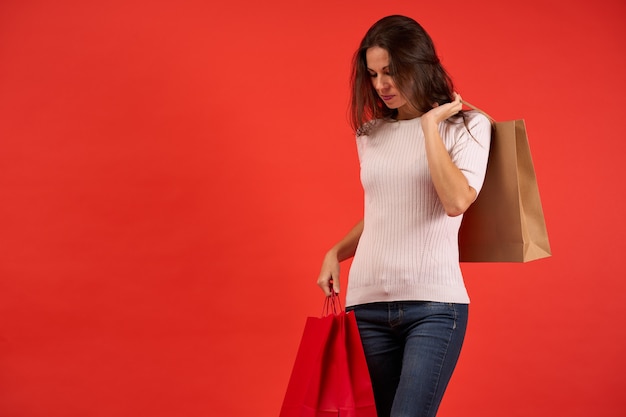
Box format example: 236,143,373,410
347,301,468,417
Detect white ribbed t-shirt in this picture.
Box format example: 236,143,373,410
346,111,491,307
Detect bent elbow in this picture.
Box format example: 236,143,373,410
446,209,463,217
444,187,477,217
445,206,465,217
444,197,474,217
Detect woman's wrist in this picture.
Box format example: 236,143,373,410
325,247,339,262
421,116,440,137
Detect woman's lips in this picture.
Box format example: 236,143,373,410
381,95,394,101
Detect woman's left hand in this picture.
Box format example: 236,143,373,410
422,93,463,125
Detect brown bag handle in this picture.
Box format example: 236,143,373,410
461,100,496,125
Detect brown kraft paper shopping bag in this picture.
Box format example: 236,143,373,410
458,103,551,262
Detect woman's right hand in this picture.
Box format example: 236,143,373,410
315,219,364,297
317,250,341,296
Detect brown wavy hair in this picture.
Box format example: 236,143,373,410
350,15,457,135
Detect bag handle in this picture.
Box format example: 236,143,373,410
322,292,342,316
462,100,496,125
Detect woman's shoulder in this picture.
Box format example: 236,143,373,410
356,119,383,137
462,110,492,130
449,110,492,139
440,110,491,146
458,110,492,147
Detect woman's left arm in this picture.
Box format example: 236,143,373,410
421,93,476,217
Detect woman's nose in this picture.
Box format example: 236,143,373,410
374,75,388,91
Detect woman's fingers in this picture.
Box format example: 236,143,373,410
331,275,340,295
426,95,462,123
317,271,339,296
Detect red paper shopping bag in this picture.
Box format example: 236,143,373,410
279,295,377,417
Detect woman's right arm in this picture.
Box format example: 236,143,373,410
316,219,364,296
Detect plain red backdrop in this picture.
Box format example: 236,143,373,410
1,0,625,416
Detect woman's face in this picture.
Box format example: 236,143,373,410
366,46,418,119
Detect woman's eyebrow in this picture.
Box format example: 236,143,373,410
367,66,389,72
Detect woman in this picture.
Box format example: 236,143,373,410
316,15,491,417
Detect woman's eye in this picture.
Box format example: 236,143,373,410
368,73,376,78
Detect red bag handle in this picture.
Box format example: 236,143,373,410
322,292,342,316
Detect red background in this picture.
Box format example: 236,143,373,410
1,1,625,416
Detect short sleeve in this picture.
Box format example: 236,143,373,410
355,120,379,163
356,134,365,163
448,111,492,197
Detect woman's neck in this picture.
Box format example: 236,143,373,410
396,104,422,120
